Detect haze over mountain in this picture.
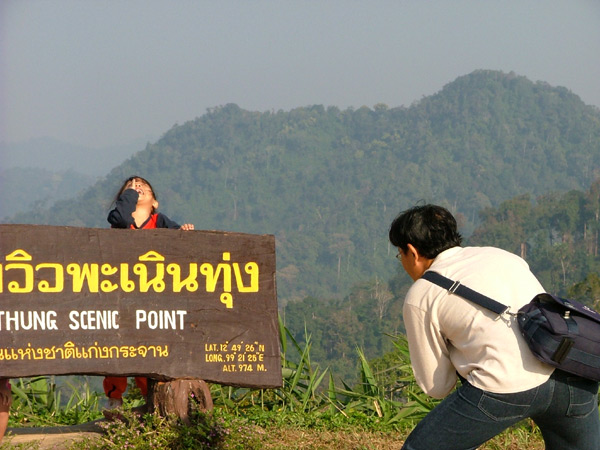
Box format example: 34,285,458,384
0,137,154,175
0,137,155,219
5,70,600,303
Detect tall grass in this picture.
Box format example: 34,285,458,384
9,376,102,427
3,321,548,449
206,322,440,435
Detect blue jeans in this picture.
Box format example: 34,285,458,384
402,370,600,450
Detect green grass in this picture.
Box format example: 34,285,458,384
2,325,550,449
9,376,103,427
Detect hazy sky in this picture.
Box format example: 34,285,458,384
1,0,599,149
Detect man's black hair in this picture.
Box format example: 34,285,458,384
389,204,463,259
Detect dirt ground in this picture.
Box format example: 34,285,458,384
4,420,104,449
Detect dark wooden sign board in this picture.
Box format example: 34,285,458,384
0,225,282,389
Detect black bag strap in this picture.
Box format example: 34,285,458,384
420,271,510,316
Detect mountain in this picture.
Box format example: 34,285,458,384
0,136,155,219
0,167,94,220
6,70,600,303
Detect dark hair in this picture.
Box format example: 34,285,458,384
114,176,158,213
389,204,462,259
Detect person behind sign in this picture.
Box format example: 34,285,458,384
104,176,194,412
0,379,11,442
108,175,194,231
389,204,600,450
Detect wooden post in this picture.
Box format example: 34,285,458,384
147,378,213,424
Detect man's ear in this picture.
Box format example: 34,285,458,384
406,243,420,260
405,243,434,280
153,200,159,210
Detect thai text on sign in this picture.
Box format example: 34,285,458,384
0,225,281,389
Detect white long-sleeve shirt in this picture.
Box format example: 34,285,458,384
403,246,554,398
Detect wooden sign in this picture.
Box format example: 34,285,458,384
0,225,282,389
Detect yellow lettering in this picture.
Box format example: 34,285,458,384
167,263,199,292
100,264,119,292
233,262,259,292
119,263,135,292
36,263,64,293
134,252,166,292
220,292,233,309
200,252,232,292
66,263,99,293
205,354,224,362
5,249,34,293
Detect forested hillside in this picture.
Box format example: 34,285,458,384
285,180,600,382
469,179,600,301
8,70,600,307
0,167,94,220
6,69,600,383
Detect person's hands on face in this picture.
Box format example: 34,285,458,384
127,179,158,210
180,223,194,231
126,178,137,191
131,179,148,197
